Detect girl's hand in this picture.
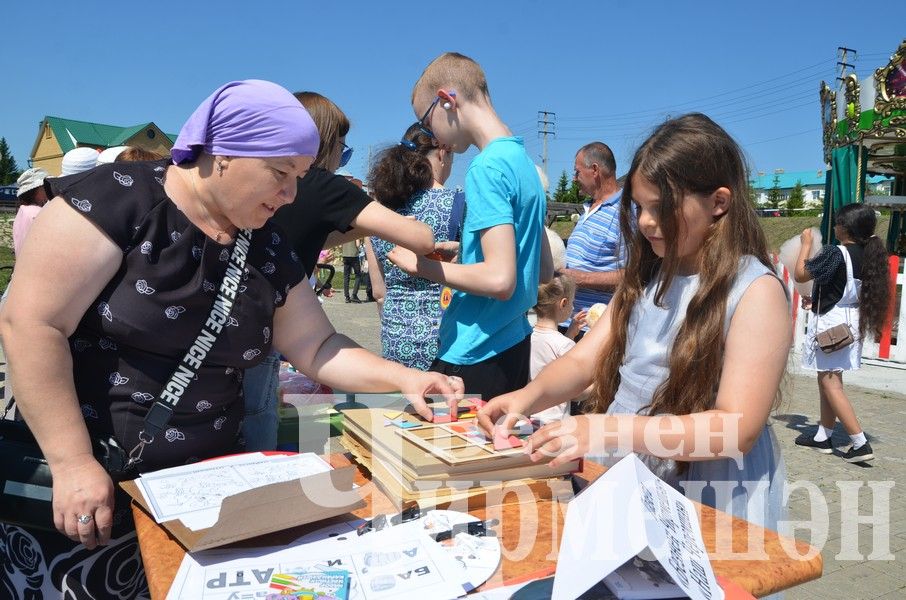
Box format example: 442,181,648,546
51,454,115,549
565,310,588,339
524,415,605,467
800,228,813,247
386,246,421,275
397,370,464,421
476,390,536,437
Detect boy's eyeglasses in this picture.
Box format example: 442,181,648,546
339,143,353,168
417,96,442,138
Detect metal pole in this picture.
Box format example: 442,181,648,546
537,111,556,183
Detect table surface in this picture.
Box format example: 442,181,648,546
132,453,822,599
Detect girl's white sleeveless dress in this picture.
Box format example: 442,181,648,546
597,256,787,531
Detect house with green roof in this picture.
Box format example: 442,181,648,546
30,116,177,175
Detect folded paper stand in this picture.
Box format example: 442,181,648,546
121,466,365,552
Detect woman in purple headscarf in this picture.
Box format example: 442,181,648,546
0,80,461,599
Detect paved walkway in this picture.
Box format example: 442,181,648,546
321,296,906,599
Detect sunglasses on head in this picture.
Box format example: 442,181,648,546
416,90,455,138
339,143,353,168
417,96,441,138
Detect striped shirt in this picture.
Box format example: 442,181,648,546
565,189,624,312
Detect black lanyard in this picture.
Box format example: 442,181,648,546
128,228,252,468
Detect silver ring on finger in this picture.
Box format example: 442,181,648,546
77,514,93,525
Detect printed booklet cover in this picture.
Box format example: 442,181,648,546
267,569,350,599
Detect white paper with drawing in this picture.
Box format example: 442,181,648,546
166,521,467,600
136,452,334,529
552,453,723,600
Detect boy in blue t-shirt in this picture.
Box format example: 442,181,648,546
387,52,548,400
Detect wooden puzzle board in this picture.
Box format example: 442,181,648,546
394,421,526,465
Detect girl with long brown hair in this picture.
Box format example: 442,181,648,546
794,203,891,462
478,113,791,529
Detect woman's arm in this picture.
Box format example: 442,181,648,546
326,201,435,255
0,198,123,546
525,275,792,467
363,238,385,303
273,283,461,420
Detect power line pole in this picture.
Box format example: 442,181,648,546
836,46,857,91
537,110,556,183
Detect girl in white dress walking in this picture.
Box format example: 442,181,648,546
794,203,891,462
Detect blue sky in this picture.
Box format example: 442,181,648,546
2,1,903,188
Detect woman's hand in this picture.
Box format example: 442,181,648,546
524,415,606,468
800,228,813,248
476,390,537,438
397,370,465,420
51,454,115,549
801,296,812,310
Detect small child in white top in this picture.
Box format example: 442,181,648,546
530,274,587,423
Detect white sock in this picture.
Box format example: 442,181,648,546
850,431,867,449
813,425,833,442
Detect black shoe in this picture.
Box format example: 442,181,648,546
350,297,362,303
794,433,833,454
345,298,352,303
841,442,874,463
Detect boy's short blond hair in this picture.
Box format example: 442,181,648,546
412,52,491,104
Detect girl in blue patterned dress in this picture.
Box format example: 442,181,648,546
479,113,791,531
366,124,458,370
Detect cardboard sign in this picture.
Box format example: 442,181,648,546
552,454,723,600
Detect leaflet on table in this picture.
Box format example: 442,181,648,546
167,521,363,599
136,452,334,530
552,453,723,600
165,521,469,600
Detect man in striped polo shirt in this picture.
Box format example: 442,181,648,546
561,142,625,333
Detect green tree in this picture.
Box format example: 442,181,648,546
787,180,804,211
0,138,20,185
553,170,570,203
567,178,583,204
767,174,783,210
552,170,583,203
747,184,758,207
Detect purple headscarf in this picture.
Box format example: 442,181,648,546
171,80,319,165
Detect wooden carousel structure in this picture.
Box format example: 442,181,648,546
820,39,906,255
